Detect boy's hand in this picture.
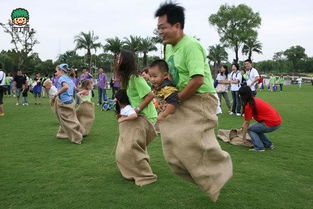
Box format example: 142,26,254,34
118,117,124,123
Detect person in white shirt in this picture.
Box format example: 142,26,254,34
115,89,138,123
43,79,58,111
244,59,259,97
0,67,6,116
296,77,302,88
229,63,242,116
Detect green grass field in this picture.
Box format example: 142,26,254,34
1,85,313,209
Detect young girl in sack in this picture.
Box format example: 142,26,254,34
76,79,95,136
53,64,85,144
114,50,158,186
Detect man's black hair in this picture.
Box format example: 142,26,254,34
244,59,253,64
149,59,169,73
155,1,185,29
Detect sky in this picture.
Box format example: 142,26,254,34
1,0,313,63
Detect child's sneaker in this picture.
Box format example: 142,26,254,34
236,113,241,116
249,148,265,152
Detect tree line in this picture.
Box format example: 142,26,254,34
1,3,311,76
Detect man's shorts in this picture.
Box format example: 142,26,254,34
15,88,22,98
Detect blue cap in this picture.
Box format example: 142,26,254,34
59,63,69,73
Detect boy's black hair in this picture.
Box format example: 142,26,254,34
244,59,253,64
115,89,130,114
149,59,169,73
155,1,185,29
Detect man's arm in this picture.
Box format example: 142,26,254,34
178,75,203,102
157,104,176,122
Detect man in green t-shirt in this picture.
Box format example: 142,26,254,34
155,2,232,202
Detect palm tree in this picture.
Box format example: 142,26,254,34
152,28,165,58
123,35,142,56
207,44,228,76
74,31,101,71
139,37,157,66
103,37,124,58
242,37,262,60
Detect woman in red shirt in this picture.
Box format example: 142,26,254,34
240,86,282,151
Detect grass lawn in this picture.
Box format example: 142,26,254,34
0,85,313,209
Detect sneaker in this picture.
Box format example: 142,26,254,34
249,148,265,152
0,113,5,117
26,103,29,106
236,113,241,116
229,112,234,115
268,145,275,150
16,103,19,105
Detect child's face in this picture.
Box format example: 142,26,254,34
141,72,150,81
55,68,63,77
87,82,94,90
148,66,167,87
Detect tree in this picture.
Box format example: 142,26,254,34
0,20,39,69
152,29,165,58
103,37,124,58
242,37,262,60
209,4,261,63
123,35,142,56
139,37,157,66
207,44,228,76
283,45,307,71
57,50,85,69
74,31,101,72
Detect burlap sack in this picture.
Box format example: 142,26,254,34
76,101,95,136
53,98,85,144
115,115,157,186
159,93,233,202
218,129,253,147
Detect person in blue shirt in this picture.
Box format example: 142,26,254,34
53,63,85,144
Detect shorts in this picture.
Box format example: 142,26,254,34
0,86,4,104
15,88,22,98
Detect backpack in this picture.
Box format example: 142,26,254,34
102,99,116,111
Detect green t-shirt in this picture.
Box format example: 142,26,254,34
270,76,276,84
278,77,284,84
165,35,216,94
5,77,13,85
127,75,157,123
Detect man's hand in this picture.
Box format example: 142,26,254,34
157,114,166,123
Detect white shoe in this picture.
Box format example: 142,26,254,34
229,112,234,115
16,103,19,105
236,113,241,116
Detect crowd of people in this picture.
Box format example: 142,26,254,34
0,1,289,202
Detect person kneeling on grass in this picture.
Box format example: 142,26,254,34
240,86,282,152
53,63,85,145
115,89,138,123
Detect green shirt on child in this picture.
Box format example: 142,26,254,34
127,75,157,123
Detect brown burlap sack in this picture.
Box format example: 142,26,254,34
218,129,253,147
53,98,85,144
115,115,157,186
76,101,95,136
159,93,233,202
